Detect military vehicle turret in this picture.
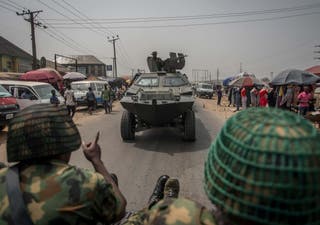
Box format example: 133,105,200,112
120,52,195,141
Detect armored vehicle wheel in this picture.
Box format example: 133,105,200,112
183,110,195,141
121,110,135,141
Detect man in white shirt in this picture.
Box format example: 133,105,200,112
64,84,76,118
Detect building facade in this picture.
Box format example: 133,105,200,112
57,55,106,77
0,36,33,73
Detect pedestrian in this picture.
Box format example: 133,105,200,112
121,108,320,225
86,87,96,115
259,86,268,107
235,87,241,111
280,85,293,110
101,84,112,114
240,87,247,109
50,89,60,106
298,86,312,116
250,87,258,107
0,104,126,224
217,86,222,106
227,87,233,107
64,84,76,118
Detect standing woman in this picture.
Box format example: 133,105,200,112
241,87,247,109
298,86,312,116
259,86,268,107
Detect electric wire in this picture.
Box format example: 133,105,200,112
48,11,320,29
59,0,115,36
0,0,20,11
54,0,134,71
43,2,320,23
0,2,16,12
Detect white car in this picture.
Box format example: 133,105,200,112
196,83,214,99
0,80,64,110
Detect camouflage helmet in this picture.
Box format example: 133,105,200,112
145,198,216,225
7,104,81,162
204,107,320,225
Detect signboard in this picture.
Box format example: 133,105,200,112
106,65,112,71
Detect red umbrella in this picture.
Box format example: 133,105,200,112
20,68,64,91
228,76,263,87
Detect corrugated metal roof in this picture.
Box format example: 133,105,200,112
56,55,105,65
305,65,320,76
0,36,33,59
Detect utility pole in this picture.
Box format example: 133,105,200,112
314,45,320,60
16,9,46,70
107,35,120,78
240,62,243,73
217,68,220,82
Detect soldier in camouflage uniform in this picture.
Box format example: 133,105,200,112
0,104,126,225
124,108,320,225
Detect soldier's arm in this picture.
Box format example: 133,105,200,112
82,132,127,220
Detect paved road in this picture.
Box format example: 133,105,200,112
0,99,224,211
71,99,224,210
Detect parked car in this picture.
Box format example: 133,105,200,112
0,84,19,130
71,80,109,107
0,80,64,110
196,83,214,99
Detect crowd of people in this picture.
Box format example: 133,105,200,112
0,103,319,225
227,84,318,116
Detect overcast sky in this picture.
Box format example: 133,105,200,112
1,0,320,81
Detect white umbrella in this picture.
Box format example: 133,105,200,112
63,72,87,80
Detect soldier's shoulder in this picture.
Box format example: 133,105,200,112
147,198,217,225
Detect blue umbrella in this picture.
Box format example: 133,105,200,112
223,77,235,86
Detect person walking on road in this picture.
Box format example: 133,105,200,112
0,104,127,225
217,86,222,106
64,84,76,118
101,84,112,114
86,87,96,115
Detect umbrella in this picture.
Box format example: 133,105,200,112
228,76,263,87
223,76,235,86
271,69,320,86
21,68,63,83
20,68,64,91
63,72,87,80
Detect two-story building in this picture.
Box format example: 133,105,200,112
57,55,106,77
0,36,33,73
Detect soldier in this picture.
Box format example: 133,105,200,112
123,108,320,225
147,51,164,72
0,104,126,225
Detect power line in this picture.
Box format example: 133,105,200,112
52,0,134,71
48,11,320,29
0,0,20,11
43,2,320,23
6,0,26,9
59,0,115,36
0,2,16,12
36,0,104,37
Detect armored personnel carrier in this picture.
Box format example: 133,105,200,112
120,52,195,141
